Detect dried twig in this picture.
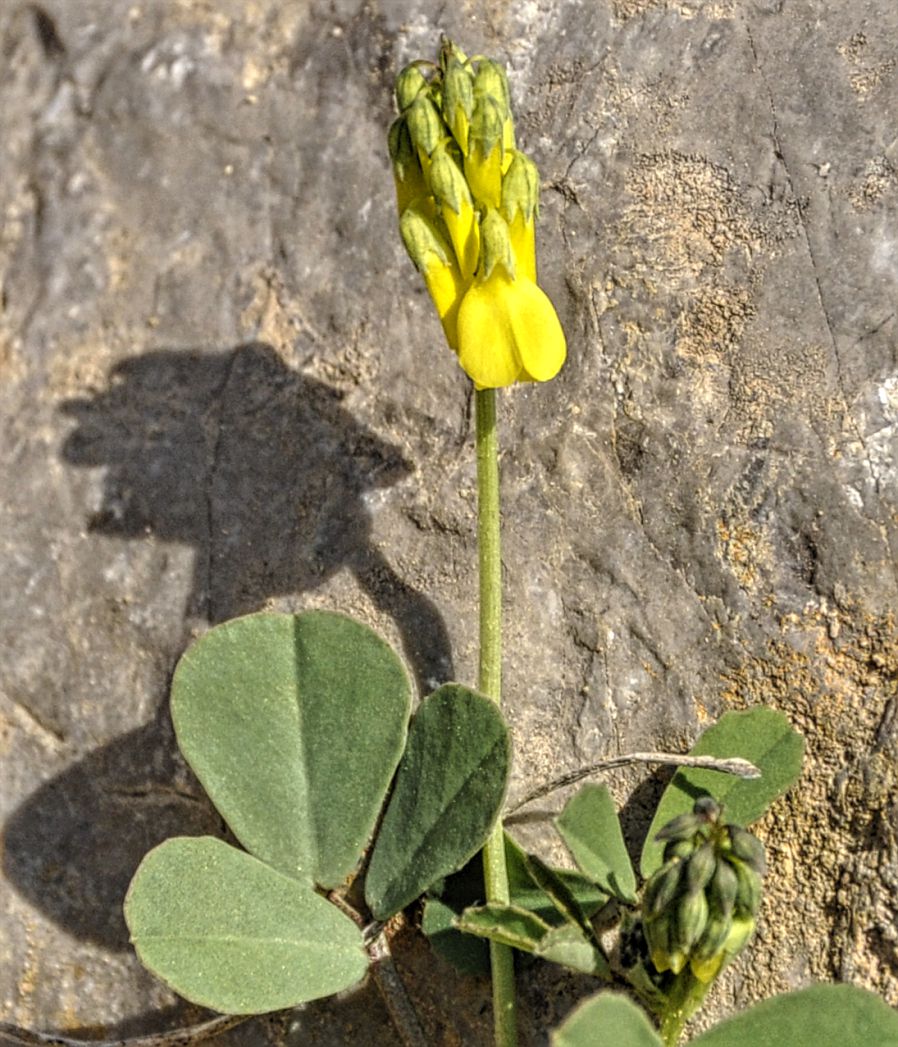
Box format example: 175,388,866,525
0,1015,249,1047
506,751,761,815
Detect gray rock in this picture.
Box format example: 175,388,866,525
2,1,897,1043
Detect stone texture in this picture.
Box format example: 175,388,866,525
1,0,897,1044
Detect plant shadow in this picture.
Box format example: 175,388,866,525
3,342,455,956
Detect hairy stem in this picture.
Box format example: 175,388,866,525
475,387,516,1047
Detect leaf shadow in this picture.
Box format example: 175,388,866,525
3,342,455,954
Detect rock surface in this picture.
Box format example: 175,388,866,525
1,1,897,1044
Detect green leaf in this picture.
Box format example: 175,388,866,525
690,984,898,1047
171,611,411,886
421,897,490,975
551,992,663,1047
505,833,609,921
365,683,511,919
522,853,603,945
124,837,367,1013
641,708,804,877
455,903,552,951
535,925,608,976
556,783,638,902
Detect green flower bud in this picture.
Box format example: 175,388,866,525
406,92,444,159
442,57,474,152
730,857,763,917
473,57,511,112
693,796,722,823
675,887,709,952
723,913,756,955
690,912,734,983
686,843,717,895
644,913,671,969
643,858,684,919
478,208,515,280
501,151,540,225
429,142,472,216
654,811,703,844
707,856,738,919
726,826,767,875
663,837,695,863
468,93,505,160
399,203,454,272
395,63,429,111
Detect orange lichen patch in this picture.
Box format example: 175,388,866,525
715,518,766,590
623,153,759,284
613,0,735,20
728,339,834,441
837,32,897,99
707,605,898,1015
676,284,755,361
847,156,898,212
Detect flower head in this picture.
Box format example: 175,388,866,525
389,42,566,389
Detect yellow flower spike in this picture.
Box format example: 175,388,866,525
399,202,465,349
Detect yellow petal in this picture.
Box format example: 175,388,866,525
442,197,480,281
422,251,465,350
508,211,537,283
464,143,503,209
456,271,566,388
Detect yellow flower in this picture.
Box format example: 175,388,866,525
457,267,566,389
389,43,567,389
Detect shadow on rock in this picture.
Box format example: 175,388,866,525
3,342,454,951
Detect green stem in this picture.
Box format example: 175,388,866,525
475,387,517,1047
659,973,710,1046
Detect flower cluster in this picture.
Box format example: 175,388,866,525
388,41,566,389
641,798,766,984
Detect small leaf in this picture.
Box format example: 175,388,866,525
124,837,367,1013
171,611,411,886
641,708,804,877
365,684,510,919
551,992,663,1047
556,783,638,902
690,984,898,1047
422,897,490,975
505,833,609,921
455,903,552,951
535,925,608,976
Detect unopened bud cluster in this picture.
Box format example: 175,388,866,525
641,798,766,983
388,41,566,388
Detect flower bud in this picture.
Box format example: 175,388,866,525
399,203,464,349
726,826,767,875
395,63,429,111
730,856,763,917
644,858,683,919
654,811,703,844
685,843,717,895
473,58,511,113
406,92,444,160
465,95,506,207
478,208,515,280
442,57,474,153
707,855,738,918
501,151,540,225
675,887,709,952
388,116,427,214
429,143,478,280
